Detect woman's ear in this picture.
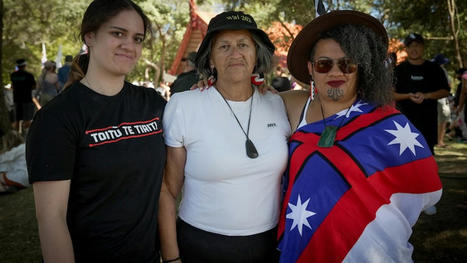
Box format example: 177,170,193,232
84,32,96,47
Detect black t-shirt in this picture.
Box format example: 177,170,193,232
170,70,199,95
27,81,166,263
10,69,36,103
394,60,450,149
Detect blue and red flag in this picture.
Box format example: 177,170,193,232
278,101,442,263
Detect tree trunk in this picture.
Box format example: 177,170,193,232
0,0,12,138
159,39,165,87
143,59,160,88
154,21,166,88
447,0,463,67
277,18,295,41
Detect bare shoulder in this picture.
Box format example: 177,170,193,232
280,90,309,104
279,90,309,131
280,90,309,113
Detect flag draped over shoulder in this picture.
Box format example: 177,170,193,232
278,101,442,263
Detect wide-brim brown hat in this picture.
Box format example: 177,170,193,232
288,10,388,83
195,11,275,66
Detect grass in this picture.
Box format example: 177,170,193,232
0,142,466,262
0,186,41,262
410,141,467,262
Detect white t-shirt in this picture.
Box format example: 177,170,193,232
163,87,291,236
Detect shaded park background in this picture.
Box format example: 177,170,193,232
0,0,466,104
0,141,466,262
0,0,463,144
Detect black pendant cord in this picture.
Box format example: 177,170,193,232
216,87,259,158
318,100,352,147
319,101,350,129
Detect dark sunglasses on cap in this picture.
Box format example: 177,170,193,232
312,57,358,74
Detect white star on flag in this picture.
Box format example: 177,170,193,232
385,120,424,156
335,101,367,119
286,195,316,236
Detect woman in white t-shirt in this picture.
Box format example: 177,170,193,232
159,11,290,263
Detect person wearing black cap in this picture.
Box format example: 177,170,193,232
394,33,450,154
431,54,451,147
169,51,199,95
10,58,36,133
160,11,290,263
278,11,441,262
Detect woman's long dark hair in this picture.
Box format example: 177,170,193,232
64,0,152,89
310,24,393,106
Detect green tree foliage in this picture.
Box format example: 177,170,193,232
1,0,87,135
377,0,466,70
0,0,190,135
130,0,190,85
0,0,10,135
1,0,465,87
214,0,314,28
2,0,88,82
216,0,465,76
2,0,190,85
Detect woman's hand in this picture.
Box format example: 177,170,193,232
190,79,209,91
409,92,424,104
190,76,215,91
257,83,277,94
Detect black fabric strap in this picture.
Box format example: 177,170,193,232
296,97,310,130
162,256,181,263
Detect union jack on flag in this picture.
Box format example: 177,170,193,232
278,101,442,263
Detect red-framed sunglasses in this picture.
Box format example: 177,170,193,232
312,57,358,74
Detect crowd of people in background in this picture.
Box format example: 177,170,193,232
6,56,74,135
7,52,466,147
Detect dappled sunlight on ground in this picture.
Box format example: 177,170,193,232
435,142,467,177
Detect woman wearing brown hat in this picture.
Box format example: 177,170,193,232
277,10,442,262
159,11,290,263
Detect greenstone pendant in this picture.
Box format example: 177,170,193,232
318,126,337,147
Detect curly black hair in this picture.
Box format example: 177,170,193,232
310,24,393,106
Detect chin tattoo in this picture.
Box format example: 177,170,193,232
327,88,344,101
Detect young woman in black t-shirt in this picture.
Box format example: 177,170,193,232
26,1,166,262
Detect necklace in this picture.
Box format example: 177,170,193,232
318,101,352,147
216,87,258,159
